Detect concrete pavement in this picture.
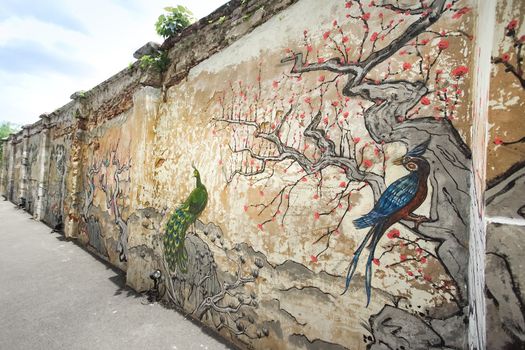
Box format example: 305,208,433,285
0,200,233,350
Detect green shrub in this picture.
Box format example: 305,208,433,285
155,5,195,38
139,52,170,72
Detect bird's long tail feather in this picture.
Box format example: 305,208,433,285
364,222,385,307
342,226,376,295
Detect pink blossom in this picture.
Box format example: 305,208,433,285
451,65,468,78
438,39,449,50
507,19,519,30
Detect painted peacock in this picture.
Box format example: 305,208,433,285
163,166,208,272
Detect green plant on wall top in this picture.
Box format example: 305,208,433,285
139,51,169,72
155,5,195,38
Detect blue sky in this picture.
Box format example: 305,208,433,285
0,0,228,126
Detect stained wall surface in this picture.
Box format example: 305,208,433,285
485,1,525,349
0,1,523,349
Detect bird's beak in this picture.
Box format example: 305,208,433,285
393,157,404,165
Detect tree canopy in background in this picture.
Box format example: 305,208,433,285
0,122,19,166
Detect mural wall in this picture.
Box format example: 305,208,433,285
0,0,523,349
485,1,525,349
139,1,475,349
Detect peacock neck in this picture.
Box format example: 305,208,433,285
195,175,203,188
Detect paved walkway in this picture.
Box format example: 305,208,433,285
0,200,232,350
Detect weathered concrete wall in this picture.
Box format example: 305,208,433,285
484,1,525,349
1,0,524,349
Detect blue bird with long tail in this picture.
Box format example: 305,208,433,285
342,139,431,306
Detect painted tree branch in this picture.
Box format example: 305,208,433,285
99,149,131,262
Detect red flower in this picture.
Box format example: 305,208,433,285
370,32,378,42
400,254,407,262
372,258,380,266
416,247,423,254
353,137,361,143
333,20,338,26
318,75,325,82
342,36,349,43
421,38,429,45
314,212,320,220
339,181,347,188
501,53,510,62
345,1,352,8
421,96,431,105
362,12,371,21
306,45,313,52
272,80,279,88
257,223,263,231
317,57,325,64
420,257,427,263
494,136,504,145
451,65,468,78
363,159,373,168
407,271,414,276
520,35,525,43
243,205,248,212
301,177,308,182
386,229,400,239
304,97,312,104
438,39,449,50
313,194,319,200
402,62,412,71
507,19,518,30
310,255,318,263
323,31,331,40
452,7,470,20
424,274,432,282
331,101,339,107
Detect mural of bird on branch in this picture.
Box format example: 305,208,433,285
163,165,208,272
342,139,431,306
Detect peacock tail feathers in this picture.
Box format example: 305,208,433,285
163,207,195,272
163,166,208,274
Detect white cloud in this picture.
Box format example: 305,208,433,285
0,0,228,125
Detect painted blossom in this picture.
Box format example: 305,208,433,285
438,39,449,50
402,62,412,71
452,7,470,20
451,65,468,78
421,96,431,105
507,19,518,30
